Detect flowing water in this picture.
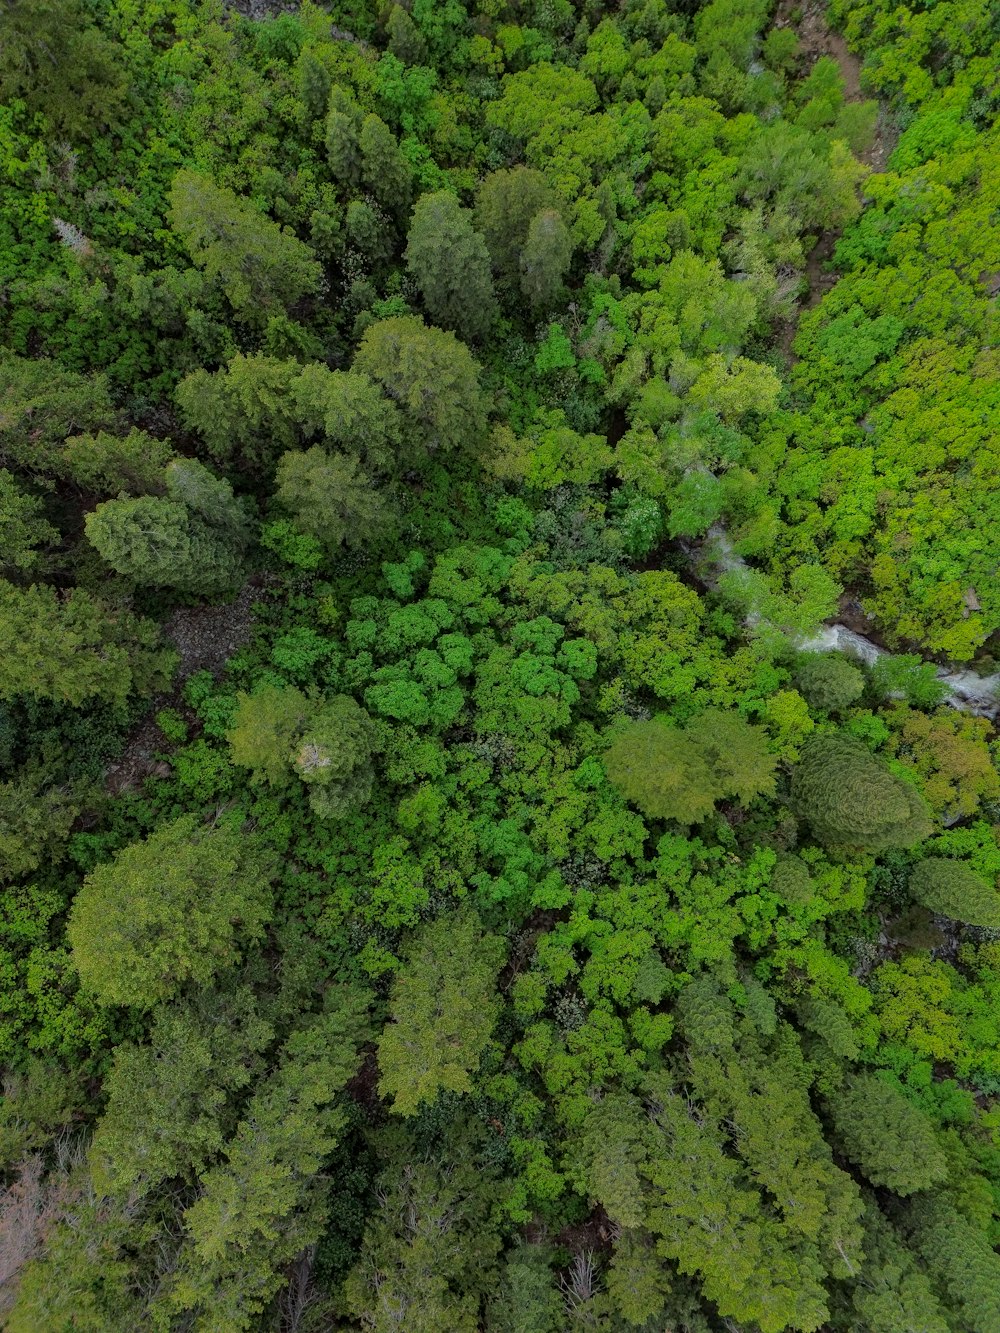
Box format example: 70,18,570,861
693,528,1000,718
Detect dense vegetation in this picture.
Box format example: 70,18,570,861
2,0,1000,1329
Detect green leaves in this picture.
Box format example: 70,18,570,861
604,708,776,825
377,909,505,1116
68,815,272,1008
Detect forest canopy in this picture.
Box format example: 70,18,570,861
2,0,1000,1330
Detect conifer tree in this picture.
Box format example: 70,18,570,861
377,909,505,1115
68,815,272,1009
405,191,498,343
169,170,324,320
791,732,932,852
827,1074,948,1195
908,856,1000,927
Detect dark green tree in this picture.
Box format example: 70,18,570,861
0,580,173,707
828,1074,948,1195
169,170,324,321
344,1131,502,1333
0,0,126,138
359,113,413,218
292,695,377,819
906,1195,1000,1333
405,192,497,343
474,168,561,288
88,984,273,1198
0,354,113,473
520,209,573,314
84,459,251,594
353,315,487,460
794,654,865,712
274,447,384,553
791,733,932,852
0,470,58,574
157,994,370,1332
908,857,1000,927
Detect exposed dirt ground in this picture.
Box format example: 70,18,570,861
104,582,262,795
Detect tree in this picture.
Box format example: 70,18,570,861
405,191,497,343
377,909,506,1115
353,316,487,460
68,815,272,1009
0,776,78,883
683,707,778,805
325,92,362,188
0,354,113,474
791,733,932,852
0,471,57,574
604,719,717,824
227,684,313,787
84,459,251,594
386,3,427,65
88,984,273,1198
847,1204,951,1333
168,170,324,321
0,580,173,707
359,113,412,218
604,709,776,824
60,429,174,496
274,447,384,553
475,167,561,288
908,857,1000,927
0,0,126,139
344,1132,502,1333
157,994,370,1333
794,654,865,712
907,1195,1000,1333
292,695,377,819
520,209,573,314
827,1074,948,1195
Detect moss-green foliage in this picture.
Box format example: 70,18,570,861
377,910,505,1116
604,708,776,824
791,732,933,852
908,856,1000,927
4,0,1000,1327
827,1073,948,1194
68,814,272,1008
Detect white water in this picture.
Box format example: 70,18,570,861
693,527,1000,718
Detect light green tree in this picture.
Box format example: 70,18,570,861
377,909,506,1115
68,815,272,1008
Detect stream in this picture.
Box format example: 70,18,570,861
695,526,1000,719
